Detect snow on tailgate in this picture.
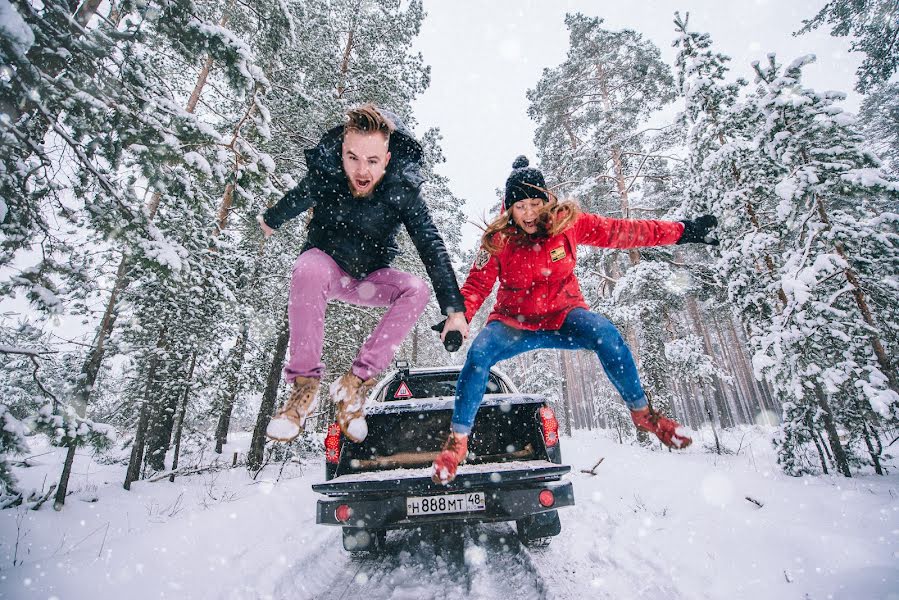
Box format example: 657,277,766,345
322,459,564,484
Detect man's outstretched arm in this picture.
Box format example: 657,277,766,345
259,179,316,234
401,191,466,320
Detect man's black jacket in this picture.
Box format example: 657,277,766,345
262,113,464,315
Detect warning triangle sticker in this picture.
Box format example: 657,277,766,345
394,381,413,399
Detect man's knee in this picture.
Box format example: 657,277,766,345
292,250,339,287
400,274,431,310
401,274,429,302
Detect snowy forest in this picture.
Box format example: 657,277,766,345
0,0,897,598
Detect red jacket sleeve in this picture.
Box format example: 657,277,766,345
460,247,500,323
573,212,685,248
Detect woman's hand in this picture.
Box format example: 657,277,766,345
677,215,719,245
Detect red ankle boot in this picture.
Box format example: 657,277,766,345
431,432,469,485
631,407,692,449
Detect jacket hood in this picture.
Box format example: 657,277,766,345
303,109,425,188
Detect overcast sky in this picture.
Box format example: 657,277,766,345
410,0,864,248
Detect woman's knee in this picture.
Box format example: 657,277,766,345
466,338,502,370
572,312,620,350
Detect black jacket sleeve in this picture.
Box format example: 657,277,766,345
261,178,316,230
401,190,465,315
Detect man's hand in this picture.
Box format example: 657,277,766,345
257,214,275,238
441,311,469,342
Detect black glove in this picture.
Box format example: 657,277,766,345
677,215,719,246
431,320,464,353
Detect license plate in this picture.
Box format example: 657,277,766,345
406,492,486,517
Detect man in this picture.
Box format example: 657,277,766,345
260,104,468,443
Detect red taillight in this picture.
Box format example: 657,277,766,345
539,406,559,447
538,489,555,508
325,422,342,464
335,504,352,522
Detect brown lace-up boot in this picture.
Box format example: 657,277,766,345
431,432,469,485
329,372,376,443
265,376,320,442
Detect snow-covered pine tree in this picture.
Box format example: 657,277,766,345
752,54,899,476
673,14,796,434
858,82,899,176
795,0,898,93
119,0,291,478
0,0,280,501
527,13,676,273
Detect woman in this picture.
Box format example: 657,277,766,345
432,156,718,484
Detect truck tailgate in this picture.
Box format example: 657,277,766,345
313,460,569,496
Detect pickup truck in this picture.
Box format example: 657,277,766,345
312,362,575,552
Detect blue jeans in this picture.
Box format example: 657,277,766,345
451,308,648,434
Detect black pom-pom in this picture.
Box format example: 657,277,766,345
512,155,529,169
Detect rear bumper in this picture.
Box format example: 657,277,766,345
316,481,574,529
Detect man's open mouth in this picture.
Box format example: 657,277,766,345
354,178,371,189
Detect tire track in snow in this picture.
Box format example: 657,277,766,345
462,522,549,600
328,525,471,599
524,509,689,600
304,523,550,600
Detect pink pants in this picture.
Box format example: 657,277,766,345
283,249,429,382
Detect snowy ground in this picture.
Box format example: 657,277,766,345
1,427,897,600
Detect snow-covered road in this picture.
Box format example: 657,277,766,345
2,427,897,599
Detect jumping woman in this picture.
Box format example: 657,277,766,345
432,156,718,484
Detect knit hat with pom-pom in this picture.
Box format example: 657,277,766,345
504,156,548,210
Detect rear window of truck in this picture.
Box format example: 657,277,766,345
382,373,506,401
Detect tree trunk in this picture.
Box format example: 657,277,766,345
169,351,197,482
52,444,77,510
124,331,166,490
861,420,884,476
74,0,103,27
814,200,897,394
685,297,732,426
556,352,573,436
596,61,640,266
248,312,291,472
336,13,357,98
145,360,182,472
814,386,851,477
214,322,251,453
53,256,129,509
808,414,829,475
728,315,771,417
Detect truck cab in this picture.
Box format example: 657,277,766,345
312,363,575,552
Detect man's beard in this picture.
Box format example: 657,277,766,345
348,171,386,198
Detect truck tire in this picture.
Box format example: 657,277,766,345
342,527,387,553
516,510,561,546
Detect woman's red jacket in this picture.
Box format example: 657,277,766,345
461,212,684,330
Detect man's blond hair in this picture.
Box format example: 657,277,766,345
344,104,395,139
